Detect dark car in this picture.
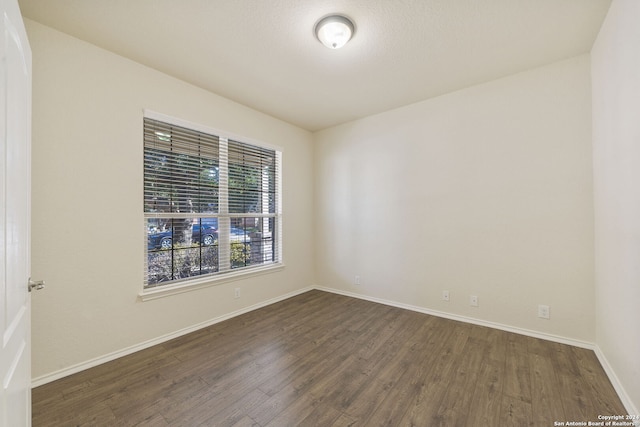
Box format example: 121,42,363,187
148,218,218,250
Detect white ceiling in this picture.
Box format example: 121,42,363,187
18,0,611,132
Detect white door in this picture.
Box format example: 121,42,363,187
0,0,33,425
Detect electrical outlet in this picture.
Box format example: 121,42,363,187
470,295,479,307
234,288,241,299
538,304,550,319
442,290,450,301
354,275,361,285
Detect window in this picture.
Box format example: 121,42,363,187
143,115,282,289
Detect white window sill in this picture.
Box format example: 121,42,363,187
139,263,285,301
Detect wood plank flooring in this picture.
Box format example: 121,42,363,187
32,290,628,426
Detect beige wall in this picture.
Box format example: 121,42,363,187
27,19,314,380
592,0,640,413
314,55,595,342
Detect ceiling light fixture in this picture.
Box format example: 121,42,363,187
314,15,355,49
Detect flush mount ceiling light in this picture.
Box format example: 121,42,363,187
314,15,355,49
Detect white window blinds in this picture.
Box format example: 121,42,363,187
143,116,282,288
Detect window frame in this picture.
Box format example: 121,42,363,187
140,110,283,300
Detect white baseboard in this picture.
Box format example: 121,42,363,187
315,286,594,349
31,286,313,388
316,286,639,419
593,346,640,424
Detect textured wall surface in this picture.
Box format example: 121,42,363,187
315,55,595,342
28,19,314,380
592,0,640,413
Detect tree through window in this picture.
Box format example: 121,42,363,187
143,116,282,288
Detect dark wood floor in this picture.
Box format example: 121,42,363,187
32,290,627,426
